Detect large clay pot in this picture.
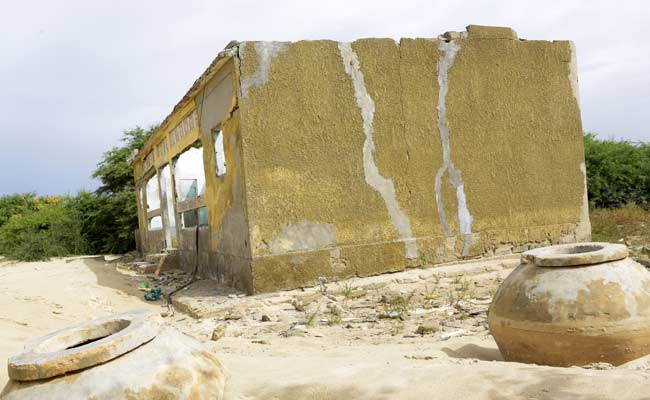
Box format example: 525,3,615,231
489,242,650,367
1,309,226,399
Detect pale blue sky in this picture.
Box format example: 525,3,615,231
1,0,648,195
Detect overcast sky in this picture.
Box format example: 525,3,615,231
1,0,648,195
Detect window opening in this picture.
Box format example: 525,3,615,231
174,144,205,201
213,130,227,177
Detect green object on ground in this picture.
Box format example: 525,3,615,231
144,288,162,301
138,282,149,289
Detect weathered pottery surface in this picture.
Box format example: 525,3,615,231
1,309,226,399
489,242,650,367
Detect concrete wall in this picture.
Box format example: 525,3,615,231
133,25,590,294
133,54,252,290
196,60,253,290
237,25,590,293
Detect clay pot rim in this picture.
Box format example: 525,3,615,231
7,309,160,382
522,242,628,267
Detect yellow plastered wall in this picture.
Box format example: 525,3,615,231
237,27,589,293
133,57,252,289
134,26,590,293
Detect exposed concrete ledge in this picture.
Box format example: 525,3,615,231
171,254,520,320
466,25,518,40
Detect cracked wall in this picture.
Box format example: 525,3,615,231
237,25,589,293
132,54,253,291
133,25,590,294
338,41,418,260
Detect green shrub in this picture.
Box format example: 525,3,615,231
0,126,156,260
2,130,646,262
584,133,650,208
93,126,156,194
85,125,156,253
0,193,39,227
69,190,139,254
0,198,89,261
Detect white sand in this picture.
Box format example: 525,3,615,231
1,258,649,399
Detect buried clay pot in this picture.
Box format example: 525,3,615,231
488,242,650,367
1,309,226,399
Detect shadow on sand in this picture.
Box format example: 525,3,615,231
441,343,504,362
82,258,157,304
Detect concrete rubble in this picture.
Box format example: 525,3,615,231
146,256,522,344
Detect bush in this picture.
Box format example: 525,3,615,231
0,197,89,261
0,126,155,261
93,126,156,195
0,193,39,227
85,125,156,253
584,133,650,208
1,130,646,262
69,190,139,254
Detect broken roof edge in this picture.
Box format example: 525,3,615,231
132,24,522,165
133,40,240,164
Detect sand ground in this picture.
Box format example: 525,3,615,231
1,257,650,399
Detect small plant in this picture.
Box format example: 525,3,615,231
456,278,470,293
338,280,355,298
446,290,459,307
455,278,476,300
390,321,404,336
327,313,342,326
382,291,415,314
306,305,321,327
317,277,328,293
423,284,438,301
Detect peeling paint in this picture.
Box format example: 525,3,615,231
134,30,592,294
434,40,473,256
239,41,288,99
215,134,247,257
575,162,592,241
570,44,590,242
329,248,349,273
338,41,418,259
522,260,650,320
250,225,268,254
269,221,336,254
568,41,581,106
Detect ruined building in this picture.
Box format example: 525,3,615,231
131,25,591,294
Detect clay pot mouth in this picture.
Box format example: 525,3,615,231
8,309,160,382
33,319,132,354
522,242,628,267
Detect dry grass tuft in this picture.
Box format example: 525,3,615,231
591,205,650,245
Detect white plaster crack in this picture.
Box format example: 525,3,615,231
234,44,245,105
568,43,591,241
239,41,288,99
434,40,474,256
576,162,592,241
338,42,418,259
568,41,581,106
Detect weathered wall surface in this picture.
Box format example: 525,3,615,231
196,61,253,291
133,26,590,294
238,25,590,293
133,52,253,291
